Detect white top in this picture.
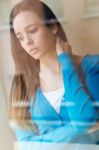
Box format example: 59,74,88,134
43,87,65,113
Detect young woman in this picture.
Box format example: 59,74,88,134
8,0,99,147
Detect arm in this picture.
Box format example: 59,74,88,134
57,53,97,121
56,38,98,129
15,122,99,146
85,55,99,104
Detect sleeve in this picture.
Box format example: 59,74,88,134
15,127,40,150
15,123,99,147
57,52,98,127
85,55,99,121
15,127,36,141
85,56,99,103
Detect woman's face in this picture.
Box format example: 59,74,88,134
13,10,57,60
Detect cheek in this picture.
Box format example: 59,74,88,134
20,42,26,51
35,28,54,49
20,42,24,49
20,42,29,54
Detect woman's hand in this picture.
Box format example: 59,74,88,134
56,37,72,56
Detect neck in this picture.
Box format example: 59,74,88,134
39,49,61,73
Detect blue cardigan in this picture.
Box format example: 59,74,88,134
15,52,99,144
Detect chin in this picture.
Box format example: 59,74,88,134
31,53,42,60
31,51,47,60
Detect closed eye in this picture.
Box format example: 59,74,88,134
29,28,38,33
17,36,24,41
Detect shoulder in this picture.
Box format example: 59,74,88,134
77,54,99,100
73,54,99,74
82,54,99,74
83,55,99,101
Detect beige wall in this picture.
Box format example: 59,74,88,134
62,0,99,55
0,81,13,150
0,30,14,149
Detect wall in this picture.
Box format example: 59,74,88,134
62,0,99,55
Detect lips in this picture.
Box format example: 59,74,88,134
29,48,38,53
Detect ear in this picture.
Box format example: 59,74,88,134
51,24,58,34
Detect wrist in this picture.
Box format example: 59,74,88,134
56,48,63,56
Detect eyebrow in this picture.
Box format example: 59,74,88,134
16,24,36,36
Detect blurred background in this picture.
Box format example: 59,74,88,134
0,0,99,149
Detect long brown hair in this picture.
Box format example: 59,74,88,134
8,0,67,132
